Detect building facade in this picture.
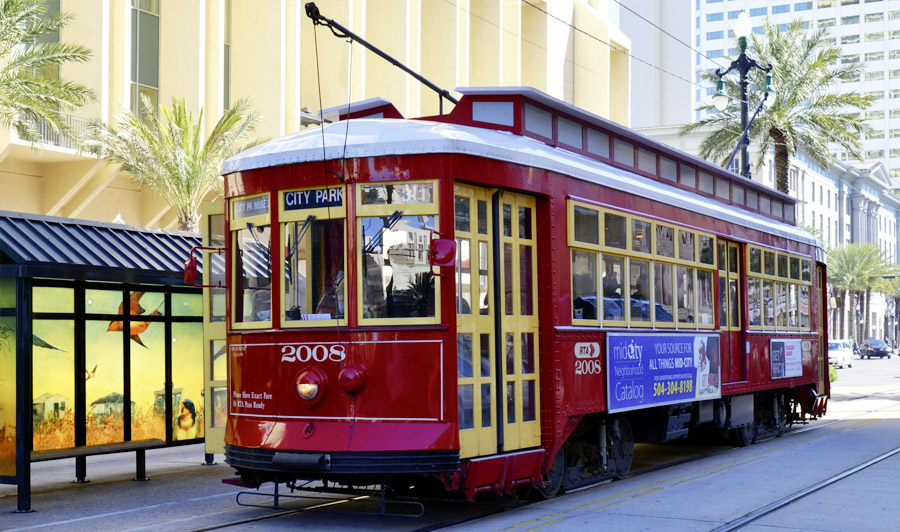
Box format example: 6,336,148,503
692,0,900,179
0,0,632,229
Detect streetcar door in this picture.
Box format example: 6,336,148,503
718,240,744,383
455,184,497,458
497,192,540,452
201,201,227,458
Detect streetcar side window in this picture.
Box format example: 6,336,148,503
747,245,812,332
357,181,440,324
231,194,272,328
280,186,347,327
568,200,714,329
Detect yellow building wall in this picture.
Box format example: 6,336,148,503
1,0,630,229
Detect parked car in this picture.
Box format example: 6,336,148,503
828,339,853,368
861,339,892,359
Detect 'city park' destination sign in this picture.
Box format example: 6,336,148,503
284,187,343,211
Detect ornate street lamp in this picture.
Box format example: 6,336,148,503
713,12,774,179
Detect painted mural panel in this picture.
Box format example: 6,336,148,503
172,322,204,440
85,320,124,445
32,320,75,451
130,316,166,442
0,314,15,477
172,293,201,317
33,286,73,313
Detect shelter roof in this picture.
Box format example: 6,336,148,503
0,211,200,284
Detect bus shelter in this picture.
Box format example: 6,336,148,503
0,211,203,512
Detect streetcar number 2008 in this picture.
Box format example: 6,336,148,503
574,359,602,375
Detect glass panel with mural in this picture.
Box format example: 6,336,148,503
86,320,125,445
172,322,204,440
33,286,73,313
32,320,75,451
128,317,166,442
0,313,14,476
172,292,201,317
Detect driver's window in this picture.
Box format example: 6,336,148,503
279,186,347,327
231,193,272,329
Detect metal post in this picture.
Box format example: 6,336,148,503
15,277,33,512
739,52,750,179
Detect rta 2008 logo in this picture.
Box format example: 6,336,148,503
280,343,347,363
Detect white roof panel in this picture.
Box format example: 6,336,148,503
223,119,818,247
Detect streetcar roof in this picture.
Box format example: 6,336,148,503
224,118,819,248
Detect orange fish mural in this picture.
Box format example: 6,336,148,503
108,292,160,348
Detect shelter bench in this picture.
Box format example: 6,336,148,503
31,439,166,483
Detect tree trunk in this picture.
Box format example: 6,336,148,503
839,289,847,338
770,127,790,194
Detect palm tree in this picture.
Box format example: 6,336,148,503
681,20,870,194
827,243,896,343
83,97,261,232
0,0,94,142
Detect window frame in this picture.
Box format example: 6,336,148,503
278,185,348,328
230,192,273,330
356,180,441,326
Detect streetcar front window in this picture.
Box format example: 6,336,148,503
235,224,272,323
360,214,436,319
283,219,345,321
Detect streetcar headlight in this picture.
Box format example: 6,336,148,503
297,382,319,400
295,368,326,405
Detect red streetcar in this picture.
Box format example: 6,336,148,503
215,86,828,501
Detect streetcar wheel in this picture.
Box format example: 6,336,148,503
536,447,565,499
609,417,634,479
732,423,755,447
773,395,786,437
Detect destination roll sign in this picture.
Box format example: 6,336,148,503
284,187,343,211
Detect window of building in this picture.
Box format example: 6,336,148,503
817,0,834,6
841,15,860,24
866,51,884,61
891,109,900,118
868,130,885,139
773,4,790,13
818,18,835,28
890,129,900,138
795,1,812,9
891,50,900,60
820,37,837,46
708,49,725,58
892,30,900,40
865,32,883,42
891,10,900,20
865,12,884,22
707,13,724,21
707,31,724,40
866,90,885,100
753,26,764,34
841,54,860,64
891,169,900,178
891,149,900,158
866,71,885,81
728,10,742,19
130,0,160,120
891,69,900,78
750,7,767,16
841,0,859,4
842,35,860,44
867,110,884,119
866,150,884,159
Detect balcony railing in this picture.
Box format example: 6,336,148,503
21,112,88,150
